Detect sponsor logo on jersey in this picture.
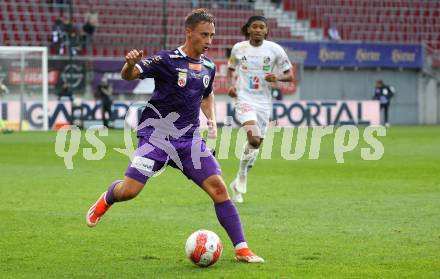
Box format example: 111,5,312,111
169,54,183,59
141,59,151,66
249,76,260,90
203,75,210,88
240,55,248,71
142,56,162,66
190,72,202,79
238,102,254,113
176,68,188,73
178,72,187,87
189,63,202,71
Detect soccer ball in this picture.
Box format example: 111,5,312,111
185,229,223,267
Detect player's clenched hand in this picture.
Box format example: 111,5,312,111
228,86,237,98
125,49,143,66
265,73,277,82
207,119,217,139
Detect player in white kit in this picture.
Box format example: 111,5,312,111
227,16,293,203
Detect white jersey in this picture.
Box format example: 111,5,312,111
228,40,292,109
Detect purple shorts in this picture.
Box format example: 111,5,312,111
125,134,221,186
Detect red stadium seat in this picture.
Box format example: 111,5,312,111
288,0,440,50
4,0,439,57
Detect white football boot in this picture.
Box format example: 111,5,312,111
229,178,243,203
235,174,247,194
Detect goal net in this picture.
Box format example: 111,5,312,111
0,46,49,131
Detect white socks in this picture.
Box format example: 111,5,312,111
234,242,248,250
239,142,259,178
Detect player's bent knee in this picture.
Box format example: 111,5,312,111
248,137,262,148
213,184,228,198
202,175,229,203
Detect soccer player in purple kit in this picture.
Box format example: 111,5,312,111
86,9,264,263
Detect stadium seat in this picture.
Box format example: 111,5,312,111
0,0,293,58
283,0,440,48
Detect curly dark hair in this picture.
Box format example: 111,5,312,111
241,15,268,39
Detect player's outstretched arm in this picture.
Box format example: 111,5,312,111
121,49,143,80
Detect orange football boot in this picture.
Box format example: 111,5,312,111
235,248,265,263
86,192,111,227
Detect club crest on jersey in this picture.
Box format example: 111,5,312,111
203,75,210,88
263,56,271,64
178,72,187,87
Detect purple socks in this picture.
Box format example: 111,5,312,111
104,180,122,205
104,183,246,246
215,199,246,246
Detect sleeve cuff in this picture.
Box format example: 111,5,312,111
135,64,143,74
203,91,214,98
281,65,292,72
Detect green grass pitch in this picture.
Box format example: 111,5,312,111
0,126,439,278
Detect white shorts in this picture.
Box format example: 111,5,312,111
235,101,271,138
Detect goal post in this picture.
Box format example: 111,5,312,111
0,46,49,131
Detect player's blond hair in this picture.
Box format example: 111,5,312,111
185,8,215,29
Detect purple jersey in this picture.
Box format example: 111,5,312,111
135,47,216,138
